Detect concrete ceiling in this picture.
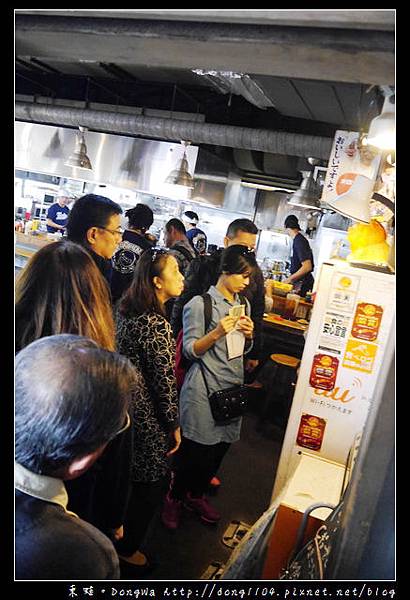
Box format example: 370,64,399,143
15,10,395,30
15,10,395,149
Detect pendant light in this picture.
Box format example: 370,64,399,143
325,174,374,223
164,141,194,188
65,126,93,171
367,88,395,151
288,171,321,210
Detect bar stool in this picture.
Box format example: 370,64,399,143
257,353,300,431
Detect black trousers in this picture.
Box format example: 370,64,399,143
115,476,169,557
171,436,230,499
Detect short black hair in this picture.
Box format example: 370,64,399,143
15,334,136,476
184,210,199,223
165,218,186,235
226,218,258,238
284,215,301,230
125,203,154,230
66,194,122,244
219,244,257,276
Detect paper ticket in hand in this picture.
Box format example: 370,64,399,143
229,304,245,322
226,329,245,360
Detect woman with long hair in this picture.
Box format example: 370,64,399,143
161,244,256,530
15,239,134,547
115,247,184,575
16,239,115,352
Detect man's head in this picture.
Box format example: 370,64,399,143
182,210,199,230
15,334,136,480
66,194,123,259
284,214,301,236
164,218,187,248
224,218,259,250
125,203,154,232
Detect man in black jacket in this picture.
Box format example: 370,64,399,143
171,218,264,373
15,334,137,580
111,203,155,302
164,218,197,275
66,194,123,285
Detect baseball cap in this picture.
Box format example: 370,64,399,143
284,215,301,230
57,188,76,199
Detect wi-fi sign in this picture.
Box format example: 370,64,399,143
352,378,362,388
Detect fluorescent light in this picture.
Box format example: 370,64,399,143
241,182,295,193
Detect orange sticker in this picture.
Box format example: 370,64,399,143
351,303,383,342
309,354,339,391
342,339,378,373
336,172,358,195
297,414,327,451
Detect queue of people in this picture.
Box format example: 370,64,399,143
15,194,314,580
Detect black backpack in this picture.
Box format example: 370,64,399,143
174,290,247,392
175,293,213,392
170,250,222,337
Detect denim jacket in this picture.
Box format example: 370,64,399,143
179,286,253,445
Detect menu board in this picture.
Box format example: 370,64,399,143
293,263,395,463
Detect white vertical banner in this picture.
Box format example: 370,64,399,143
321,130,382,207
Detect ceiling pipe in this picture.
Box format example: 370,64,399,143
15,101,333,160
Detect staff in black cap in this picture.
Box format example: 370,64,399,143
282,215,314,297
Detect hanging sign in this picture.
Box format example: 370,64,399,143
321,130,382,207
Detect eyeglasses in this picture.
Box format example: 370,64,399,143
149,246,168,262
110,412,131,440
96,226,124,238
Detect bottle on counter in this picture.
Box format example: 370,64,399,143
15,220,24,233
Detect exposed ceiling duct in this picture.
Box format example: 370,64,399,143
192,70,275,109
15,101,333,160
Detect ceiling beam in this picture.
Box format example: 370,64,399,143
15,15,394,86
15,10,395,31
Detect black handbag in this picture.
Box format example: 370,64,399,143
199,361,248,424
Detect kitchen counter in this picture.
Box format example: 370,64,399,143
15,232,56,269
261,311,308,361
263,312,309,334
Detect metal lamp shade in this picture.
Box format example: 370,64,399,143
65,130,93,171
367,111,395,151
325,174,373,223
164,152,194,188
288,171,321,209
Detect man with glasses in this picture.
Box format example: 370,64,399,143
15,334,137,580
66,194,123,284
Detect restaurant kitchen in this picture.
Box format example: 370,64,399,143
14,9,395,581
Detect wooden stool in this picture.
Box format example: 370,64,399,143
258,354,300,430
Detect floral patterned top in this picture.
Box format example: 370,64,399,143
115,310,179,483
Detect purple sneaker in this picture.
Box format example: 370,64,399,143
184,492,221,524
161,492,182,530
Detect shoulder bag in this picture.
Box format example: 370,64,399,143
198,294,249,424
